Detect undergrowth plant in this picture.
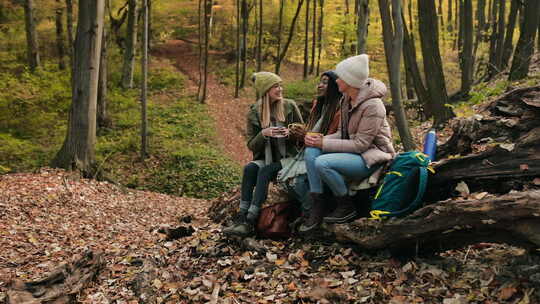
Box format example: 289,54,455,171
0,53,240,199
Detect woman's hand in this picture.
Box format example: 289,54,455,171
262,127,288,138
261,127,274,137
304,134,323,148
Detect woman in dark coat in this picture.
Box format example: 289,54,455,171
223,72,304,237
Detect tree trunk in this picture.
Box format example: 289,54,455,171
493,0,506,73
303,0,310,79
459,0,473,95
402,12,431,118
508,0,540,81
391,0,414,150
121,0,137,89
141,0,148,157
52,0,105,176
147,0,152,50
501,0,519,70
325,191,540,254
240,0,248,87
453,0,458,44
316,0,324,75
377,0,393,77
356,0,369,54
276,0,284,74
198,0,203,97
341,0,350,55
256,0,262,71
379,0,415,150
487,0,499,78
97,27,111,130
418,0,454,125
437,0,444,28
447,0,452,31
234,0,240,98
199,0,211,103
275,0,305,75
55,0,66,70
309,0,316,74
23,0,40,72
6,251,103,303
66,0,74,66
473,0,486,58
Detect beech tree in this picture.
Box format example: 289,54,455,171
459,0,473,95
378,0,414,150
315,0,324,75
52,0,105,175
55,0,66,70
141,0,149,157
402,11,431,117
501,0,519,70
303,0,309,79
66,0,74,68
97,27,110,130
256,0,262,71
234,0,240,97
22,0,40,72
356,0,369,54
275,0,304,74
121,0,138,89
418,0,454,125
508,0,540,81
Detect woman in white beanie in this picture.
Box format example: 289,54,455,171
223,72,304,237
301,54,396,229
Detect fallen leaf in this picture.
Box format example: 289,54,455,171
473,192,488,200
499,143,515,151
499,286,517,301
455,181,470,197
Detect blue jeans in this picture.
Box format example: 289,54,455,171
304,147,377,197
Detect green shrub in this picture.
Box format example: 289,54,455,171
283,78,317,102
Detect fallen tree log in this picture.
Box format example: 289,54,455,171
325,190,540,254
438,85,540,158
425,145,540,202
6,250,102,304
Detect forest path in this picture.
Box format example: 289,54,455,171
152,39,252,166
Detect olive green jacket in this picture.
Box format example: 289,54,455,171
246,98,304,163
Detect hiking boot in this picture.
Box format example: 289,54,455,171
323,196,357,224
222,221,254,237
230,211,247,225
298,193,325,233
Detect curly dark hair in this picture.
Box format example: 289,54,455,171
306,71,342,135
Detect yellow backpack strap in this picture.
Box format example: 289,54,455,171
369,210,391,220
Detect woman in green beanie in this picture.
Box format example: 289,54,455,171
223,72,304,237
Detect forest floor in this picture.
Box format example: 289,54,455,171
1,44,539,303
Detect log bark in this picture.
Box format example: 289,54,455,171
325,190,540,254
6,250,102,304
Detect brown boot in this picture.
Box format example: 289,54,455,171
323,195,357,223
298,193,325,232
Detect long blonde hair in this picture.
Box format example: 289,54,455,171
259,93,285,128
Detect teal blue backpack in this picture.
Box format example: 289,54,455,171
370,151,433,219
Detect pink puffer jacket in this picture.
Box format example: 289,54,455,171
322,78,396,167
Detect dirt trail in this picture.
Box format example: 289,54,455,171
152,40,252,166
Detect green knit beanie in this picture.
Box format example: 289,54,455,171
251,72,282,98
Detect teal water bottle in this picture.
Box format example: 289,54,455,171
423,128,437,161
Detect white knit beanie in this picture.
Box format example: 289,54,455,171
335,54,369,88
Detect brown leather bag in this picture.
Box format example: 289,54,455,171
256,202,299,239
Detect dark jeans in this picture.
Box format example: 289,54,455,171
240,162,282,218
